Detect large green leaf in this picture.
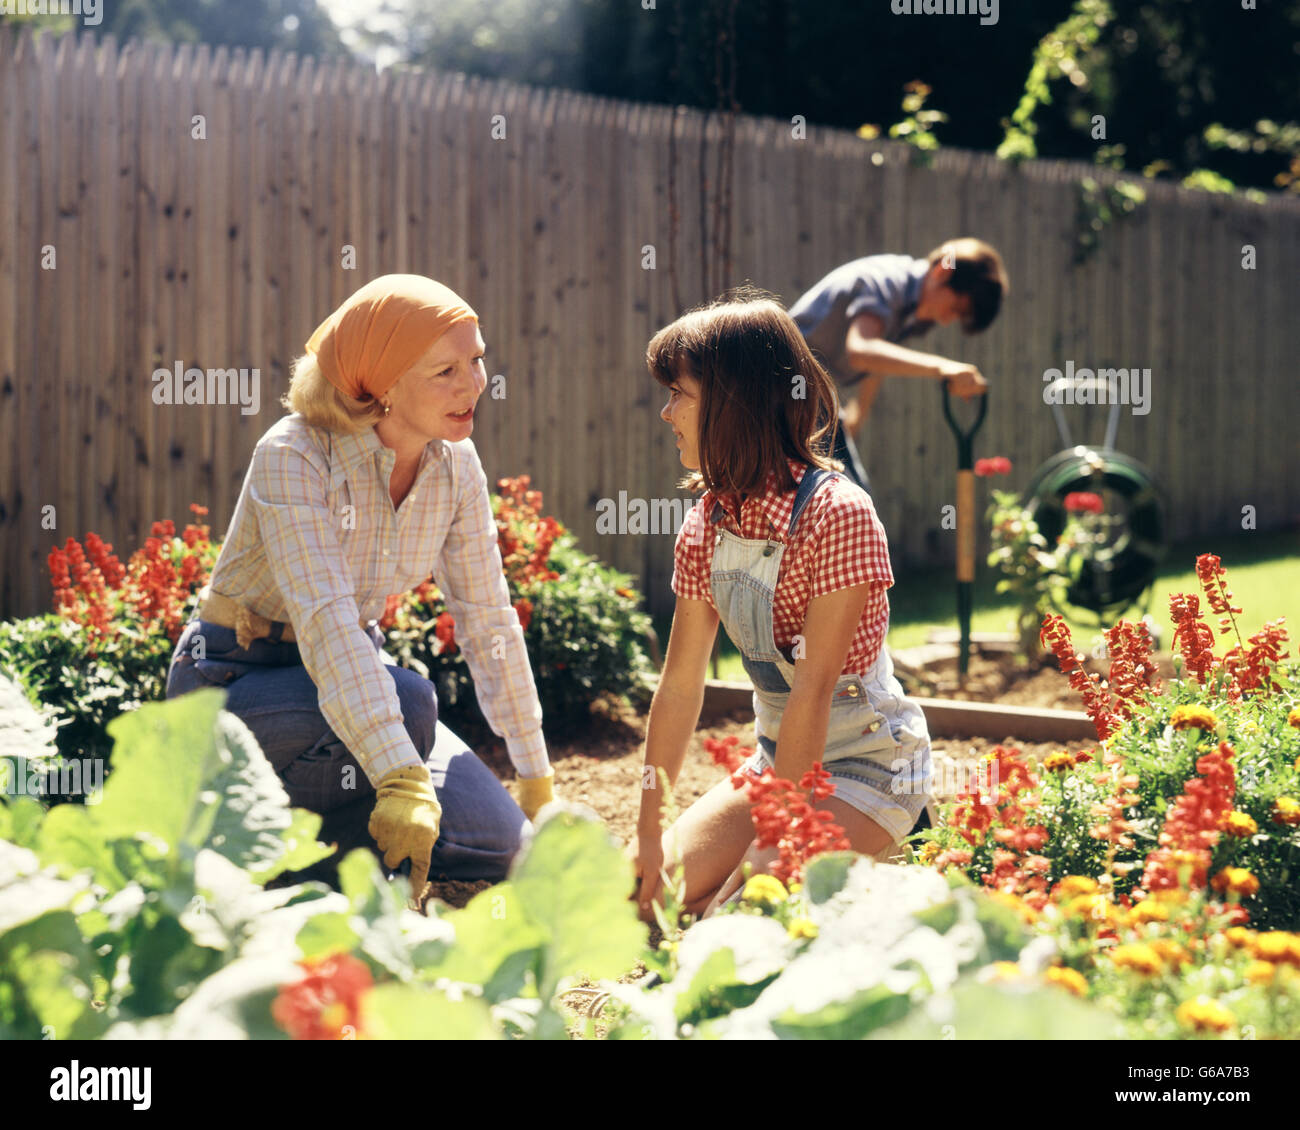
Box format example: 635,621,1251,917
421,882,545,999
0,906,104,1040
510,810,647,998
771,981,914,1039
361,982,499,1040
198,710,300,872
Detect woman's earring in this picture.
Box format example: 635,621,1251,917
382,400,392,416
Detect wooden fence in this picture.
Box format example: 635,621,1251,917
2,27,1298,623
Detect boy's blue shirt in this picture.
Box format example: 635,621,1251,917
789,254,935,388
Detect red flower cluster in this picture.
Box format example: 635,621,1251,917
433,611,457,655
1063,491,1104,514
1168,557,1289,698
46,503,213,653
974,456,1012,477
1040,614,1122,740
1139,741,1236,894
704,736,852,885
1170,593,1218,684
1103,619,1163,720
949,745,1051,909
271,952,374,1040
496,475,563,586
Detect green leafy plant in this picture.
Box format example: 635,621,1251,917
997,0,1113,165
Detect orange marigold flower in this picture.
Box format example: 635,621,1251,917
1110,943,1164,976
1244,961,1274,986
1219,812,1258,838
1046,966,1089,997
1044,751,1075,773
1289,708,1300,729
1175,996,1235,1033
1211,867,1260,897
1148,939,1192,968
1252,933,1300,967
1170,704,1220,732
1224,927,1257,949
1052,876,1100,902
1130,900,1170,925
271,953,374,1041
1271,797,1300,827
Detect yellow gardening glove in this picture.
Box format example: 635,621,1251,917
517,768,556,821
368,764,442,899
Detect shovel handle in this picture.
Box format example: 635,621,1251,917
941,381,989,469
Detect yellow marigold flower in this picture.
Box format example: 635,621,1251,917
1245,961,1274,986
1220,811,1258,838
1175,996,1235,1033
1044,750,1075,773
1149,939,1192,968
1150,888,1189,906
1171,704,1220,732
981,961,1024,984
1224,927,1257,949
787,882,802,894
986,890,1039,925
1211,867,1260,897
1252,932,1300,967
1110,944,1164,976
1288,707,1300,729
1272,797,1300,827
741,874,788,907
1130,900,1170,924
917,842,941,864
1053,875,1100,902
1046,966,1088,997
787,918,818,940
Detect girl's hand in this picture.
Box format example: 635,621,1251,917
630,833,666,921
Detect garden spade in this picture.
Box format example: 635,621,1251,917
941,382,989,679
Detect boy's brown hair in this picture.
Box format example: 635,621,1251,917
646,287,841,498
927,237,1009,333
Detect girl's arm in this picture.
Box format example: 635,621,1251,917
772,581,875,785
636,596,719,839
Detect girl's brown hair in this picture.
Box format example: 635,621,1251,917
646,286,841,497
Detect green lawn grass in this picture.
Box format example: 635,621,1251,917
650,529,1300,684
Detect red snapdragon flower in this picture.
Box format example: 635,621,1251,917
974,456,1012,477
1063,491,1104,514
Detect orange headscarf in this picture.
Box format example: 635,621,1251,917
304,274,478,401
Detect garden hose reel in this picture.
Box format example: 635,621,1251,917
1024,376,1168,625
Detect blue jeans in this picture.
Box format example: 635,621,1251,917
165,618,528,885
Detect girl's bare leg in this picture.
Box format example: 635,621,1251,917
657,774,757,920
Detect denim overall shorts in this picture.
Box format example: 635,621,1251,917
709,468,933,843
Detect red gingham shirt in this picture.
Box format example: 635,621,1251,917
671,460,895,674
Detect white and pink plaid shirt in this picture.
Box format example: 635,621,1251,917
208,413,548,785
671,459,895,673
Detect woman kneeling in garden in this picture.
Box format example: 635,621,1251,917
633,290,934,921
166,274,555,895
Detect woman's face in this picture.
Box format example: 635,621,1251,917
659,367,701,470
384,320,488,445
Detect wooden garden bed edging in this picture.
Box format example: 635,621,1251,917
696,679,1097,743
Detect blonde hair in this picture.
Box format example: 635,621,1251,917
280,352,386,433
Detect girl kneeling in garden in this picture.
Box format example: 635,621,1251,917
633,290,934,921
166,275,555,896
